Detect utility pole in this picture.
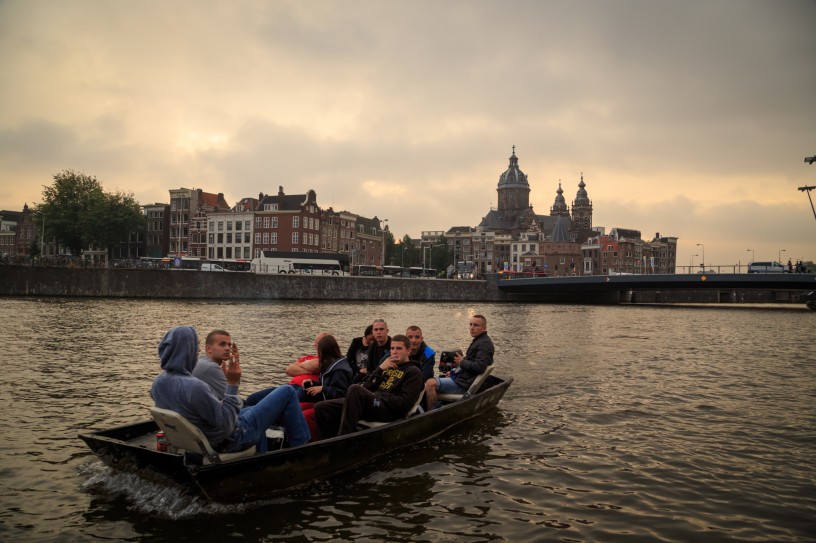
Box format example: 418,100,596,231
801,154,816,222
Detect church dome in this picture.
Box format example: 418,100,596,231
497,147,530,189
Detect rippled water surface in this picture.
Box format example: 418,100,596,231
1,298,814,542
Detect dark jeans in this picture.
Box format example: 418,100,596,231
314,384,399,438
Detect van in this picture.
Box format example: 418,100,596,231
200,263,226,272
748,261,785,273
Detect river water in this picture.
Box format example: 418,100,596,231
0,297,814,542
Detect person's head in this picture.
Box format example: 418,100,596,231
204,329,232,363
317,335,342,373
389,334,411,363
406,325,423,354
371,319,389,346
313,332,330,352
158,326,199,374
362,324,374,346
469,315,487,338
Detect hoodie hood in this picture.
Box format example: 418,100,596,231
158,326,198,374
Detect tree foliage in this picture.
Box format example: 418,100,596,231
34,170,145,255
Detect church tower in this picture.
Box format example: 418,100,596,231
549,183,570,218
496,146,530,214
571,173,593,231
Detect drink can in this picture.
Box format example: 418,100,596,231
156,431,168,452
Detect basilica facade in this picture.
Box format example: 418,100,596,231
439,148,677,276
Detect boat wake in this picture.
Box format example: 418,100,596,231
78,460,244,518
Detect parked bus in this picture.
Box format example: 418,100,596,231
352,264,382,276
208,259,251,272
382,265,404,277
251,251,346,275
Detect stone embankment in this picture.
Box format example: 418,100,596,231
0,266,504,302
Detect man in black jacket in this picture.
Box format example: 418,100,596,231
315,335,423,437
354,318,391,382
424,314,494,411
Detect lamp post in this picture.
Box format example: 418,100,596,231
380,218,388,266
690,254,697,273
747,248,754,262
778,249,785,263
696,243,705,271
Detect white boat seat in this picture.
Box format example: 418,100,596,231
358,390,425,429
150,406,256,465
438,366,494,402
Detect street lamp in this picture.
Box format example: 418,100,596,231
778,249,786,263
747,248,754,262
380,218,388,266
690,254,697,272
696,243,705,270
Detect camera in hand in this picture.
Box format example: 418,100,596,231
438,350,461,374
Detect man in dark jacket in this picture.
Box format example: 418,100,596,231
354,318,391,382
406,325,436,382
424,314,494,411
315,335,423,437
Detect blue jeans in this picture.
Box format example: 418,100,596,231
245,385,310,406
224,385,310,453
435,377,468,395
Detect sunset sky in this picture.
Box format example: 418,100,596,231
1,0,814,268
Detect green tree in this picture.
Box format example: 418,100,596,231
34,170,144,255
384,229,396,265
428,235,452,274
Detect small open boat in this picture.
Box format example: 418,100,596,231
79,373,512,503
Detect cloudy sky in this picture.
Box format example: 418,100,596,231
1,0,814,268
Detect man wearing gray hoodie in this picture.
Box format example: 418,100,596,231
150,326,310,453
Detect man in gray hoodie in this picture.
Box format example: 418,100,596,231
151,326,310,453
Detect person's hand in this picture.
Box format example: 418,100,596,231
379,355,399,371
359,368,368,375
453,352,463,366
225,349,241,385
306,385,323,396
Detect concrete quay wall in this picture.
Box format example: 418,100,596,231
0,266,504,302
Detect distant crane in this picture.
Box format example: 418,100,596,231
801,155,816,221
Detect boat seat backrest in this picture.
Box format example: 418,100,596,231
149,406,256,464
357,389,425,429
438,365,494,401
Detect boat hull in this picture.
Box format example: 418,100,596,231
80,375,513,502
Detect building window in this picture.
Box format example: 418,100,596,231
255,217,262,228
263,217,270,228
292,232,299,244
263,233,269,244
271,232,277,244
271,217,278,228
255,233,261,244
293,216,299,229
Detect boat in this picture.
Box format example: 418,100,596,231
79,373,512,503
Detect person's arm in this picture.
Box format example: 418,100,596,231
320,367,352,400
285,356,319,376
380,367,423,415
420,352,436,382
457,337,494,374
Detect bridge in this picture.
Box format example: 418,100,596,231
496,273,816,304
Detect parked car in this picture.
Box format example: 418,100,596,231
200,262,227,272
748,261,786,273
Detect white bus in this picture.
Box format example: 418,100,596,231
251,251,344,275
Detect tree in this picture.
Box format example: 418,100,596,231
428,235,452,273
34,170,145,255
